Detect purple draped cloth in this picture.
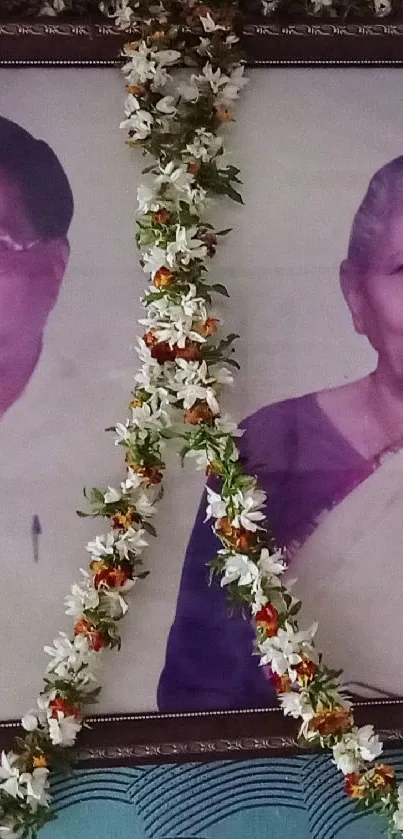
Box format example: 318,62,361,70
157,393,372,712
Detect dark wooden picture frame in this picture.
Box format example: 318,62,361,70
0,701,403,766
1,12,403,66
2,11,403,786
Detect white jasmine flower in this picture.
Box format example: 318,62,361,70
64,581,100,618
137,184,165,214
166,226,207,267
135,492,157,517
112,0,134,29
216,65,248,107
115,527,148,559
192,63,229,95
102,589,130,617
231,487,266,532
48,714,82,748
21,713,38,733
211,365,234,387
185,130,223,162
374,0,392,14
279,691,314,721
122,469,143,492
104,486,122,504
199,11,226,32
393,787,403,830
86,532,115,558
130,402,169,429
355,725,383,762
25,768,50,810
332,739,360,775
205,487,227,521
259,622,317,676
197,37,212,56
40,0,66,14
120,103,154,141
177,81,200,102
142,245,169,277
221,553,259,587
154,49,181,66
0,752,23,800
332,725,383,776
122,43,156,85
310,0,333,10
258,547,286,578
155,95,177,114
214,414,244,437
44,633,101,682
115,421,131,445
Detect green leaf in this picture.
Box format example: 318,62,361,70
226,186,244,204
211,283,230,297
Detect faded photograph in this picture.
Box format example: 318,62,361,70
159,155,403,710
2,68,403,721
0,116,73,419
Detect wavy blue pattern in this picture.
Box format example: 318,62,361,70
40,750,403,839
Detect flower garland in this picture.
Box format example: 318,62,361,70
0,0,401,22
1,1,403,838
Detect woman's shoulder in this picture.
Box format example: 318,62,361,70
238,392,321,472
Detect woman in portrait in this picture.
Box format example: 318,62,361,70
158,155,403,711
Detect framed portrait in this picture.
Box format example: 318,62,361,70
2,3,403,836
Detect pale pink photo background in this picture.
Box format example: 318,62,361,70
0,67,402,718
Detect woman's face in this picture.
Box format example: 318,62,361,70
342,212,403,384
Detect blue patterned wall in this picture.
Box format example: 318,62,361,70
41,750,403,839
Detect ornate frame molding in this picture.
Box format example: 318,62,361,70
1,16,403,64
1,703,402,766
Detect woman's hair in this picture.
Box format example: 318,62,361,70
348,155,403,277
0,115,74,239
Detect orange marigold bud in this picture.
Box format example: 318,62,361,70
112,509,136,530
126,83,146,95
308,707,352,738
295,657,317,687
216,105,233,124
93,566,130,590
133,464,164,486
184,402,215,425
255,603,279,637
344,773,364,799
74,617,93,636
153,266,174,289
271,671,292,692
367,764,396,789
152,208,170,225
49,698,81,720
32,754,48,769
89,559,108,574
187,160,201,175
199,317,219,337
216,516,254,551
143,329,158,348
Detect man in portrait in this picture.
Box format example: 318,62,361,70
158,155,403,712
0,115,73,418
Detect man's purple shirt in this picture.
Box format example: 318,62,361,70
157,393,371,712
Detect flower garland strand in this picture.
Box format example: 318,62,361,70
1,1,403,838
2,0,399,23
